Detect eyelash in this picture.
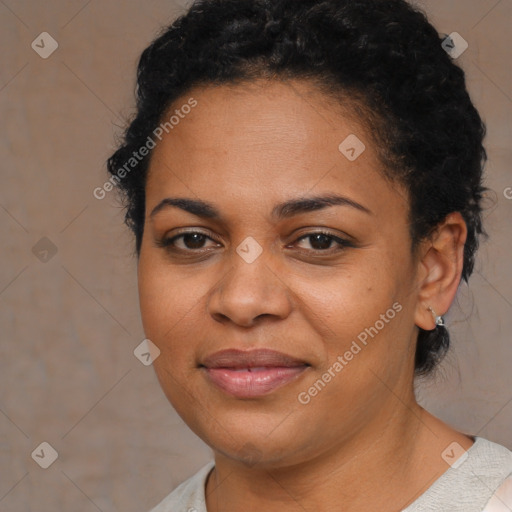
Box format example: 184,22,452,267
155,229,353,255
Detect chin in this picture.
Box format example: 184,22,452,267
198,414,314,468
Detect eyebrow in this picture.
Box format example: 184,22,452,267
149,193,373,220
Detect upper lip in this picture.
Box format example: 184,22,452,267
201,349,309,369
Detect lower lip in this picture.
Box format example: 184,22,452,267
203,366,308,398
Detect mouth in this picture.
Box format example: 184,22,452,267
200,348,310,399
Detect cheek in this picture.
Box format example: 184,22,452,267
137,255,204,408
138,267,172,341
137,253,225,394
292,258,396,335
137,254,204,340
294,250,412,380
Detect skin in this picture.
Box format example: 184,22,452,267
137,79,473,511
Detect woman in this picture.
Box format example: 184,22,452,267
107,0,512,510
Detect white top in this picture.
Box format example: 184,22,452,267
148,436,512,512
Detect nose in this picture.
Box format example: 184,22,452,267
207,249,293,328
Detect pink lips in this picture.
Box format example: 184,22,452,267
201,348,309,398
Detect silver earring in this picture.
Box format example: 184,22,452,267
427,306,445,327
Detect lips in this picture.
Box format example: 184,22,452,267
200,349,310,398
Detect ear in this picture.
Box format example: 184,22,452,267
414,212,467,330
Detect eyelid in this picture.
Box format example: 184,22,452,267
167,227,218,240
288,226,354,243
290,230,353,251
155,228,353,255
154,228,221,250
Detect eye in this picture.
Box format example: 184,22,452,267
293,231,352,252
156,231,220,251
156,229,353,255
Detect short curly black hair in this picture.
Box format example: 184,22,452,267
106,0,487,376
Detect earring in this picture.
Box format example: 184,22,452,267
427,306,445,327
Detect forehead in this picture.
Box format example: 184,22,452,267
145,79,407,216
152,78,366,156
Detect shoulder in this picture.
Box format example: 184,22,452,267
482,472,512,511
147,461,215,512
404,436,512,512
474,437,512,511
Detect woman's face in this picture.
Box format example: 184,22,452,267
138,79,425,468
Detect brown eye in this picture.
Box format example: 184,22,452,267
181,233,208,249
156,231,220,252
295,232,350,252
306,233,335,250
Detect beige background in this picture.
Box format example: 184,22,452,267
0,0,510,510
